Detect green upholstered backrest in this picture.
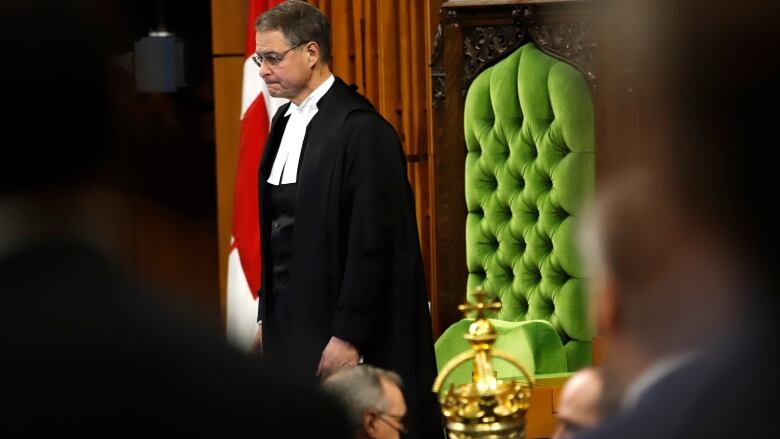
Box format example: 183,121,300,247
464,42,595,371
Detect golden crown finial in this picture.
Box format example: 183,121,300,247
434,286,535,439
458,287,502,320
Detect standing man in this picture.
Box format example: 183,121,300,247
250,1,441,437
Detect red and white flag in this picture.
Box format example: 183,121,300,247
226,0,285,351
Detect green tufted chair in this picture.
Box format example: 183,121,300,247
435,42,595,386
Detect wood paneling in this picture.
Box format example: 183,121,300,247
426,0,444,337
211,0,246,55
432,12,468,337
330,0,353,81
362,0,379,104
212,0,249,325
527,375,570,439
212,57,245,324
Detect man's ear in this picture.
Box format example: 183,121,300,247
305,41,320,68
363,411,379,438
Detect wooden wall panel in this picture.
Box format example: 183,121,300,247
361,0,379,105
213,56,244,323
431,8,467,337
211,0,245,55
352,1,365,91
330,0,354,83
425,0,443,334
211,0,246,324
375,1,399,130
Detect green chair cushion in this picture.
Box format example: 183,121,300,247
435,318,567,388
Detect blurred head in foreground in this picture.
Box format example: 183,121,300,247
573,0,779,436
552,367,604,439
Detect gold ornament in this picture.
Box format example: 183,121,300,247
433,287,534,438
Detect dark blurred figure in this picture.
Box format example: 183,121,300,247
576,0,779,438
0,0,349,435
552,368,604,439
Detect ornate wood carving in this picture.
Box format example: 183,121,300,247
444,9,458,26
528,22,597,83
431,23,443,66
432,70,446,110
512,5,535,24
463,25,526,93
431,23,446,110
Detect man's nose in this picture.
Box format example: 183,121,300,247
258,61,272,77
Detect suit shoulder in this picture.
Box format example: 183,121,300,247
325,78,376,112
344,109,398,140
321,78,400,143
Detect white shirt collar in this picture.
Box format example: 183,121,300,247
284,74,335,117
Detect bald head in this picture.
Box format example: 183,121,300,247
553,368,603,439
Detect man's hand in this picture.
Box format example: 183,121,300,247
250,324,263,356
316,336,359,376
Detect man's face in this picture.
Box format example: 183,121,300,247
366,378,407,439
254,30,311,103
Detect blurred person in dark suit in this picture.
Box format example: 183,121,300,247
575,1,779,438
0,0,349,435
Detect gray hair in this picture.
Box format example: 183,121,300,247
254,0,331,65
322,365,403,430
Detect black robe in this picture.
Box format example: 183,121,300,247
257,77,442,438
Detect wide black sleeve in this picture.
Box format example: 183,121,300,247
329,110,408,348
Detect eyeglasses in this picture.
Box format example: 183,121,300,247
377,412,408,435
252,41,305,68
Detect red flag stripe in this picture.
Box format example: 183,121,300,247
231,0,284,298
